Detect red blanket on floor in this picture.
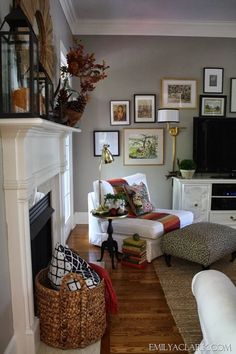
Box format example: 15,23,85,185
89,262,118,314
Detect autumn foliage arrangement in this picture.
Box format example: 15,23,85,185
54,41,109,127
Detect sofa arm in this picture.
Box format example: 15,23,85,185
192,270,236,353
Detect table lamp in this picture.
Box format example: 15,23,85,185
158,108,180,178
98,144,114,206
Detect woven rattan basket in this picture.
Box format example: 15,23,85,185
35,268,106,349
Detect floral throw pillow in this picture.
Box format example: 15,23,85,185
124,182,153,216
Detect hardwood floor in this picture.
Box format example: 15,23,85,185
68,225,188,354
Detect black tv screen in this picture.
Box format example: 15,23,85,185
193,117,236,174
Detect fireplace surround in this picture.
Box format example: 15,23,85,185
0,118,80,354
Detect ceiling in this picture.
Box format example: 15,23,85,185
59,0,236,37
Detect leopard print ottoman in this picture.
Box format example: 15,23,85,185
160,222,236,268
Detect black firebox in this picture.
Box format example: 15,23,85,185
29,192,54,293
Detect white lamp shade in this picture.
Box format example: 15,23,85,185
158,109,180,123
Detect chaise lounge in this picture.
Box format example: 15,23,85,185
192,269,236,353
88,173,193,262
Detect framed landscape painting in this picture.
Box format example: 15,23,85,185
161,78,197,109
199,95,227,117
124,128,164,165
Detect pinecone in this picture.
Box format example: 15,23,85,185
66,95,87,113
59,88,69,103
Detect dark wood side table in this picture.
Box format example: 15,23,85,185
92,212,128,269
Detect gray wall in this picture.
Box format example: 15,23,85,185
73,35,236,212
50,0,73,82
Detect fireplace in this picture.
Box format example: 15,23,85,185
29,192,54,302
0,118,80,354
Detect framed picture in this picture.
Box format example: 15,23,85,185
161,78,197,109
203,67,224,93
94,130,120,156
110,100,130,125
124,128,164,165
134,94,156,123
230,78,236,113
199,95,227,117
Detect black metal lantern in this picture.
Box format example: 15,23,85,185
0,6,39,117
38,63,54,119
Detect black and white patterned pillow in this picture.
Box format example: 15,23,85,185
48,243,100,291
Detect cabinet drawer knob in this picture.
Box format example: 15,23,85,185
194,203,198,207
230,216,236,221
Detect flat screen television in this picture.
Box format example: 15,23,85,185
193,117,236,175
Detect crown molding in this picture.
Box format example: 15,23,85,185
68,18,236,38
59,0,78,31
59,0,236,38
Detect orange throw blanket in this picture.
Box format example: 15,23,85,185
89,262,118,314
128,212,180,233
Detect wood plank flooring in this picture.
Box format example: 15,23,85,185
68,225,188,354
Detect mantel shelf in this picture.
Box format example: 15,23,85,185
0,118,81,133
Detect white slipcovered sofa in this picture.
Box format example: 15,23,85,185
88,173,193,262
192,270,236,354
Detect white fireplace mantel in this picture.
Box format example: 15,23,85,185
0,118,80,354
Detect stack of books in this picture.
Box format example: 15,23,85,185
121,237,147,269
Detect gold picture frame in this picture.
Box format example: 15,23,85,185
124,128,164,165
161,78,197,109
110,100,130,126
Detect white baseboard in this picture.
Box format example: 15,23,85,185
4,336,17,354
74,212,88,224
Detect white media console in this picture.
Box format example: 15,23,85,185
172,177,236,228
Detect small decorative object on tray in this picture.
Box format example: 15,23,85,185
91,208,128,218
91,205,110,215
121,234,147,269
92,192,127,217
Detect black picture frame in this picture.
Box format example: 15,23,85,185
93,130,120,156
134,94,156,123
203,67,224,94
199,95,227,117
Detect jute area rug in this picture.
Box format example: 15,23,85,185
153,255,236,354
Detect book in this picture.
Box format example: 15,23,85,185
122,247,146,257
123,254,146,262
122,256,147,265
123,237,146,248
122,244,146,253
